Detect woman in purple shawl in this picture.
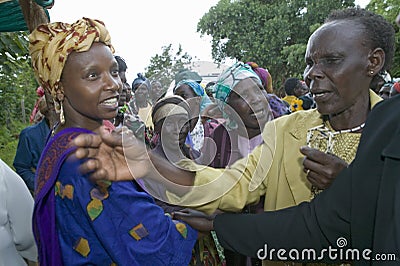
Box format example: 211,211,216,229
30,18,196,265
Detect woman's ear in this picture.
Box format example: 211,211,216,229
368,48,385,76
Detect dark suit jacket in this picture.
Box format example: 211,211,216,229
214,95,400,265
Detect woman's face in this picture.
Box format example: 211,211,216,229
156,113,190,150
60,43,120,129
226,77,271,134
174,84,201,117
150,81,165,102
303,20,372,116
135,84,149,102
118,71,132,103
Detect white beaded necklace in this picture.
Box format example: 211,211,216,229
306,122,365,154
334,122,365,134
307,122,365,198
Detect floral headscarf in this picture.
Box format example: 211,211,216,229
246,61,273,93
29,17,113,112
174,79,212,112
214,61,262,129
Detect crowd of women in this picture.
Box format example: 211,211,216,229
3,5,400,266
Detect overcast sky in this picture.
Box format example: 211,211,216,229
49,0,369,83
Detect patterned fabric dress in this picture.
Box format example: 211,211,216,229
33,128,197,265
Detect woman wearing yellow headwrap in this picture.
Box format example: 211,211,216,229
31,18,197,265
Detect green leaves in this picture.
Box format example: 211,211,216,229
0,31,37,128
197,0,356,89
145,44,192,88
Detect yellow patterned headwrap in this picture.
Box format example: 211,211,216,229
29,17,114,99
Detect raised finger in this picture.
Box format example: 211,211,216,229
306,173,324,189
74,147,99,159
77,158,101,175
72,133,102,149
300,146,332,163
307,171,330,189
302,156,326,174
88,169,110,182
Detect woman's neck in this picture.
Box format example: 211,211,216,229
327,96,370,132
55,118,102,134
155,142,188,163
135,98,148,108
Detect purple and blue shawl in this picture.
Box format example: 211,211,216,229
33,127,197,265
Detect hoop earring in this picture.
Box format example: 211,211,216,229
59,101,65,125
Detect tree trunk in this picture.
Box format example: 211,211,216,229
18,0,49,33
21,97,26,124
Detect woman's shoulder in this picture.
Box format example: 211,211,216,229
272,108,320,127
263,109,322,140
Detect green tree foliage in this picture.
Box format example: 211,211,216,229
145,44,192,88
0,31,37,126
0,31,38,167
366,0,400,78
197,0,355,90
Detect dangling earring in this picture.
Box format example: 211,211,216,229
59,101,65,125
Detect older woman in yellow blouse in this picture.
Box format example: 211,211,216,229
72,7,391,216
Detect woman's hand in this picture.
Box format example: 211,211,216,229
172,208,221,232
300,146,348,190
72,126,150,182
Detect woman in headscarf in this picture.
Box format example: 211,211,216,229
130,73,153,129
30,18,196,265
198,61,273,265
200,62,273,169
173,79,213,151
150,95,197,161
246,61,290,118
145,95,224,266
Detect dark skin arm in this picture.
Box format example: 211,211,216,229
172,146,349,230
72,126,195,195
173,208,217,232
300,146,348,190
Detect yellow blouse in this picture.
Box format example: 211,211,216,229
169,91,382,215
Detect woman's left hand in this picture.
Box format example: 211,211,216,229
300,146,348,190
